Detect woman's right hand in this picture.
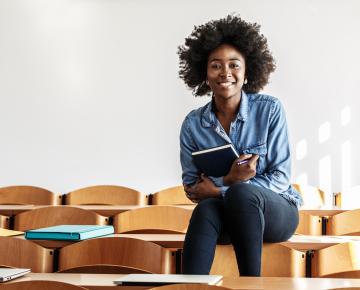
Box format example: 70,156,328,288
223,154,259,186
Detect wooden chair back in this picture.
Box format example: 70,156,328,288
210,243,306,277
64,185,148,205
0,281,88,290
312,242,360,277
0,215,10,229
113,206,192,234
327,209,360,236
151,186,194,205
149,285,231,290
58,237,175,274
292,183,325,207
0,236,54,272
13,206,108,231
0,185,61,205
296,212,322,235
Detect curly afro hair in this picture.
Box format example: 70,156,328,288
178,14,276,96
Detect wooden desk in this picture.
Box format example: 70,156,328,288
9,273,360,290
15,233,360,251
0,205,196,217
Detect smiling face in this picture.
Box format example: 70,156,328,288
207,44,246,100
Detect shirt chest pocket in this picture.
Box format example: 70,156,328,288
240,143,267,174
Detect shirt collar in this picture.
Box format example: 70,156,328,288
201,91,249,127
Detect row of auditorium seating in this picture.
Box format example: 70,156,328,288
0,183,337,206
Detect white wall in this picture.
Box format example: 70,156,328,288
0,0,359,201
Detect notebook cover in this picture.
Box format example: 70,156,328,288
25,225,114,241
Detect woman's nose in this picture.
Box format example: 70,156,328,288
220,66,230,77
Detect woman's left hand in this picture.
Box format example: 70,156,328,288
184,174,221,203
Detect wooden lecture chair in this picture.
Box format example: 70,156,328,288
149,285,231,290
0,281,88,290
64,185,148,205
0,185,61,205
296,211,322,235
151,186,194,205
58,237,175,274
210,243,306,277
0,236,54,272
13,206,108,231
312,242,360,278
293,183,324,235
326,209,360,236
113,205,192,234
0,185,61,229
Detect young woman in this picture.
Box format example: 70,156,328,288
178,15,303,276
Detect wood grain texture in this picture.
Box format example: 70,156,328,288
64,185,148,205
0,280,88,290
0,214,10,229
151,186,194,205
113,206,192,234
0,185,61,205
58,237,175,274
13,206,108,231
327,209,360,235
210,243,306,277
296,212,322,235
312,242,360,278
0,236,54,272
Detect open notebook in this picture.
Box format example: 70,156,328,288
0,268,30,282
114,274,223,286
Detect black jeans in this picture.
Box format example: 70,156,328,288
182,183,299,276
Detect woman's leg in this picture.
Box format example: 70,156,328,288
223,183,299,276
182,197,225,274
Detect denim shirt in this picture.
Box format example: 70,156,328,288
180,92,303,208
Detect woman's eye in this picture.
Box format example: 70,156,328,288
210,63,221,69
230,63,241,69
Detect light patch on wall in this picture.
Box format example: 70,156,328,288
341,106,351,126
296,139,307,160
318,122,331,144
295,173,308,185
319,155,331,204
341,140,351,190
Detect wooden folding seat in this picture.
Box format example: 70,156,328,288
113,205,192,234
151,186,194,205
149,284,231,290
292,183,325,207
210,243,306,277
312,242,360,277
296,211,322,235
58,237,175,274
0,185,61,205
0,236,54,272
13,206,108,231
64,185,148,205
326,209,360,236
0,281,88,290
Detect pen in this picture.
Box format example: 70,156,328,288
236,159,249,166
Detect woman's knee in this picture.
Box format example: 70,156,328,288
193,198,223,219
224,183,263,209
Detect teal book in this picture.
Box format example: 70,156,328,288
25,225,114,241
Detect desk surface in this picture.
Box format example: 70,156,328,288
8,273,360,290
15,233,360,251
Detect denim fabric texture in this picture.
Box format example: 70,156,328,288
180,91,303,207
